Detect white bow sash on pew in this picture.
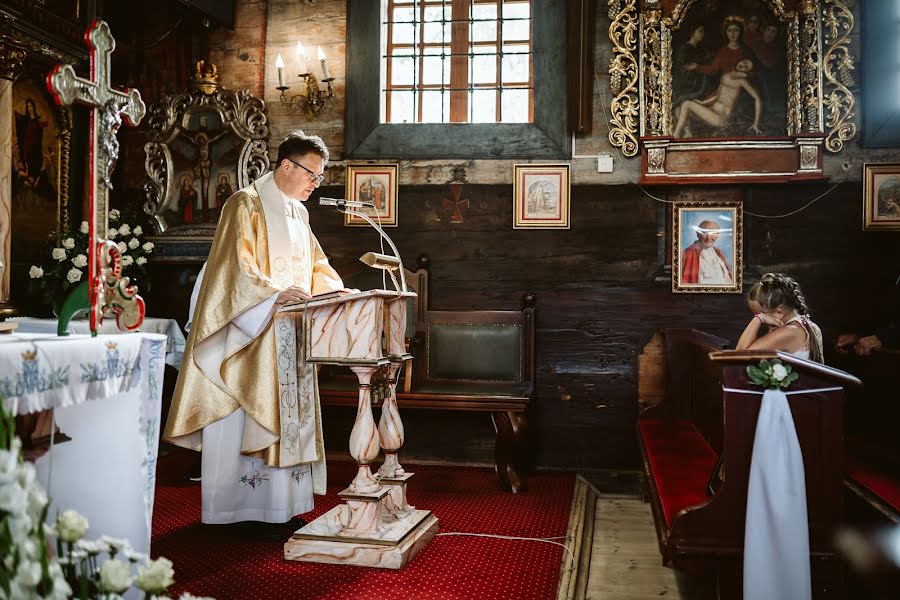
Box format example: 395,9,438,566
723,385,841,600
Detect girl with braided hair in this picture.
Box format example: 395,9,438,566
736,273,824,363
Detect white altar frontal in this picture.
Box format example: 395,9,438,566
0,331,167,555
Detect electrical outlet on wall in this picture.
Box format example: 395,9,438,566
597,153,613,173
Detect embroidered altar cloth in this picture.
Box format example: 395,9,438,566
0,332,167,555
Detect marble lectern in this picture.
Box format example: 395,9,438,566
280,289,438,569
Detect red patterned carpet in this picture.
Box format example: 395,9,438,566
152,453,575,600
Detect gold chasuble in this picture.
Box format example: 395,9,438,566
164,171,343,497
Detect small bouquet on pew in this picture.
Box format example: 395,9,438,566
746,359,799,390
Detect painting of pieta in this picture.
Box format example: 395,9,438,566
166,108,244,226
672,1,787,139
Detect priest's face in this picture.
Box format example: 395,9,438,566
281,153,325,200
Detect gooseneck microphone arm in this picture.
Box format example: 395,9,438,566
318,197,407,293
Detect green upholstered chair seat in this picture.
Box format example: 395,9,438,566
427,323,522,382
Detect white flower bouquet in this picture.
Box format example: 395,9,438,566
28,210,154,314
746,358,799,390
1,401,212,600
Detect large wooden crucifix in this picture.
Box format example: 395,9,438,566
47,20,147,336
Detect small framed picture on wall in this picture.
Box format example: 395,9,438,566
672,201,743,294
513,164,570,229
344,164,399,227
862,163,900,230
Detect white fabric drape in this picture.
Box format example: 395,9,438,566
742,387,811,600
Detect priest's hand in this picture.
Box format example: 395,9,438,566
276,286,312,305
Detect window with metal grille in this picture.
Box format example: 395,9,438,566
382,0,533,124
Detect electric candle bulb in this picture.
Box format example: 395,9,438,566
318,46,331,80
296,41,307,74
275,53,285,87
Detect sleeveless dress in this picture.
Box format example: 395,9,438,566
785,314,811,360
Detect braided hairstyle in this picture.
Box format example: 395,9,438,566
748,273,824,363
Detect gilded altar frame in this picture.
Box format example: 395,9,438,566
607,0,856,183
143,72,269,237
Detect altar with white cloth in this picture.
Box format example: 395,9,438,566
9,316,186,369
0,331,167,555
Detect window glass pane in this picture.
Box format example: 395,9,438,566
471,89,497,122
424,22,448,43
390,52,415,86
392,7,415,22
392,22,416,44
502,1,530,20
501,44,529,83
502,17,529,41
421,90,447,122
500,88,529,122
423,5,444,22
472,3,498,43
471,53,496,84
389,90,416,123
422,53,445,86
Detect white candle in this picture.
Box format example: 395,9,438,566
317,46,331,80
296,41,307,74
275,53,285,87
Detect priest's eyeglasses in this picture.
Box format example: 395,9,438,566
288,158,325,185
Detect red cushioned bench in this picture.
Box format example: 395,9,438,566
637,329,860,596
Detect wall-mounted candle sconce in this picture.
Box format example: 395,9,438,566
275,42,335,118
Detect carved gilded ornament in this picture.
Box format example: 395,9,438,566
607,0,852,160
0,37,26,81
821,0,856,153
607,0,639,157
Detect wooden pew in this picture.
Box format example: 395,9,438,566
637,329,860,597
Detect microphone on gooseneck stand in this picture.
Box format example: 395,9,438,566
319,197,375,209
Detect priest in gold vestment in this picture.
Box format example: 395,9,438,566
164,131,344,524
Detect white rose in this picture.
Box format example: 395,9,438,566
117,241,127,253
142,242,155,253
118,224,131,236
125,549,149,564
99,559,133,593
72,254,88,268
109,209,120,221
121,255,134,267
57,509,89,542
51,248,66,261
28,265,44,278
135,557,175,594
128,237,140,250
0,442,20,483
66,268,82,283
79,221,90,234
179,594,216,600
135,256,147,266
7,513,32,542
75,539,110,554
772,363,788,382
62,237,75,250
108,229,118,239
133,225,143,235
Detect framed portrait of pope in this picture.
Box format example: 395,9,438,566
672,201,743,294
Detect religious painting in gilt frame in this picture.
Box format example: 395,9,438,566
862,163,900,231
672,201,743,294
143,76,270,236
10,77,72,261
344,164,399,227
512,164,570,229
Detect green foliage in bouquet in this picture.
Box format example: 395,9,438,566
746,358,799,390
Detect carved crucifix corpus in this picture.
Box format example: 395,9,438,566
47,20,147,336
